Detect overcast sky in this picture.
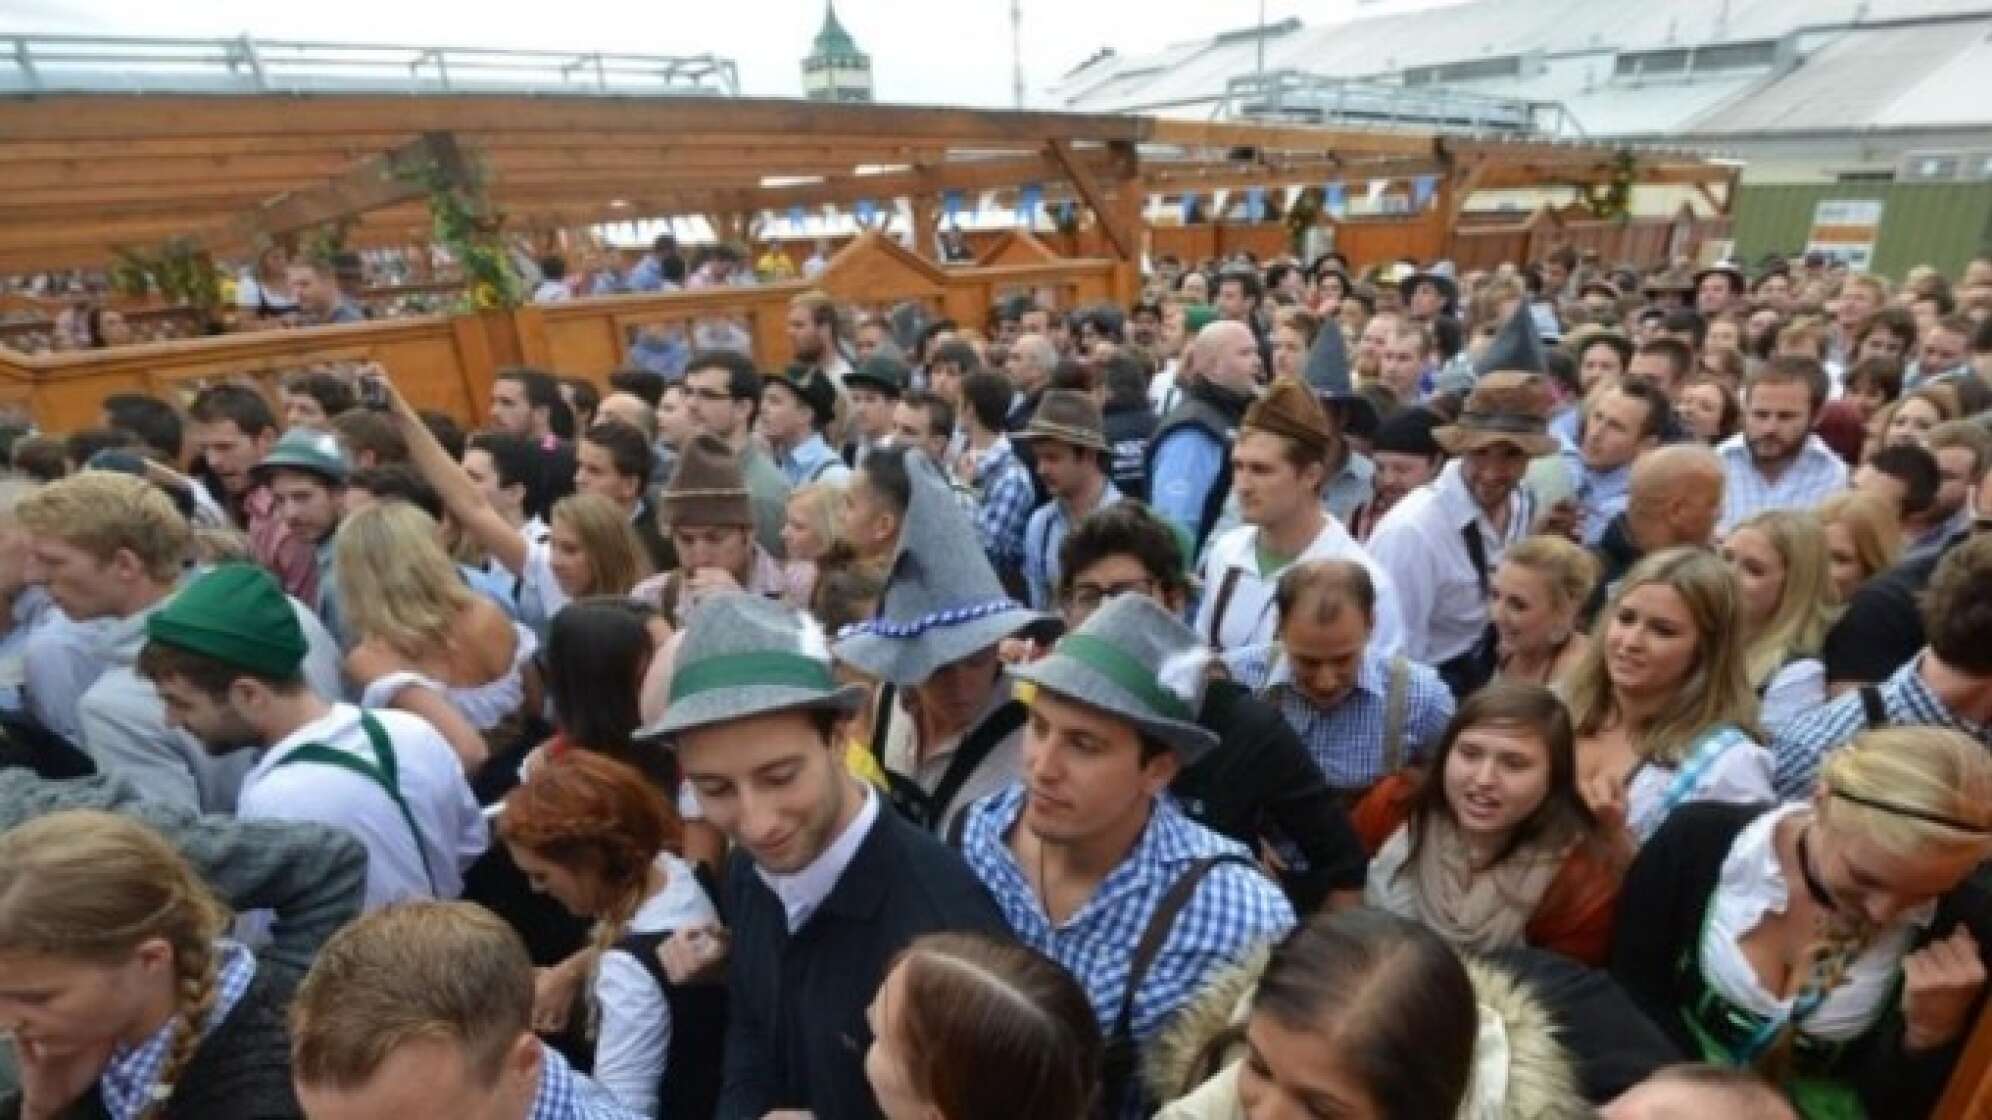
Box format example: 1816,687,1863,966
10,0,1451,107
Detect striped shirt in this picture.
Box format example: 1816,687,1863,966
1716,433,1850,536
959,784,1294,1117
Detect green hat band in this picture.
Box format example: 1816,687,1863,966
1052,634,1194,724
669,650,838,706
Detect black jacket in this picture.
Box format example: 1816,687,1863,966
1171,680,1367,912
1103,401,1158,503
0,966,303,1120
718,800,1009,1120
1582,512,1644,628
1610,801,1992,1119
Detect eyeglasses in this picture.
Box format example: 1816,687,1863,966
1065,579,1156,614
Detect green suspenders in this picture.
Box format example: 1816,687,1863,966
268,712,439,894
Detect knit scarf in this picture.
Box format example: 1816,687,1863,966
1366,816,1567,956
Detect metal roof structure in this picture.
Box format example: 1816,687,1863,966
1050,0,1992,150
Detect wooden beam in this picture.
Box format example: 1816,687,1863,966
204,131,469,255
0,95,1150,146
1047,139,1134,263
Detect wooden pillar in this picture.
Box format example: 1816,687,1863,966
910,194,941,262
1108,141,1146,305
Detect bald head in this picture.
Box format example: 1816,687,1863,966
597,392,657,440
1193,320,1262,394
1628,444,1725,549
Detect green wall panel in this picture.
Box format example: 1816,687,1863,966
1730,182,1992,280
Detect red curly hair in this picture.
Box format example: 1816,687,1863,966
497,751,682,923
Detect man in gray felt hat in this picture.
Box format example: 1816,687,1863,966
834,451,1045,835
953,593,1295,1118
641,592,1005,1120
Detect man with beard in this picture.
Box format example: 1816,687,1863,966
136,563,482,906
1366,373,1558,697
786,289,854,386
1716,356,1846,536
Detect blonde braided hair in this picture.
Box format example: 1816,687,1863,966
0,811,230,1114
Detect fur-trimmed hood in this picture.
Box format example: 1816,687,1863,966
1146,949,1586,1119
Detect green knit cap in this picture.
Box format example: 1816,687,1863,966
1183,304,1220,335
147,563,306,678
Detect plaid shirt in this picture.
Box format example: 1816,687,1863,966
960,785,1294,1115
1224,644,1456,791
530,1042,642,1120
1771,653,1989,799
1022,481,1121,610
1716,433,1850,536
100,941,257,1120
970,437,1037,575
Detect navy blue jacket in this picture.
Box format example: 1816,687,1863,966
718,800,1009,1120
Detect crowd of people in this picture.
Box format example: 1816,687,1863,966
0,241,1989,1120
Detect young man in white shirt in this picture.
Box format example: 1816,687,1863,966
139,563,486,909
1197,378,1402,655
1367,372,1558,697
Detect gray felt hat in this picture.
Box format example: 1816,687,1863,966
832,451,1045,686
1012,593,1219,764
1474,299,1550,378
639,593,866,741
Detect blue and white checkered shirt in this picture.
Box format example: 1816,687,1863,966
1716,433,1850,536
99,940,257,1120
959,785,1294,1115
530,1042,643,1120
1770,653,1990,800
971,437,1038,575
1022,481,1121,610
1224,643,1456,792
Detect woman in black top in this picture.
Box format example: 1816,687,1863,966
1610,725,1992,1118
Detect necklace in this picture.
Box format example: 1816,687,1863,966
1796,826,1838,913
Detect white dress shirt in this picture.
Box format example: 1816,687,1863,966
593,853,722,1116
755,784,881,932
1194,518,1405,655
237,703,488,908
1365,460,1533,665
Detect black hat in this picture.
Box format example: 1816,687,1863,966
845,355,909,398
1371,406,1443,458
772,364,838,426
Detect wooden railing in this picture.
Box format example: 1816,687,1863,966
0,231,1116,432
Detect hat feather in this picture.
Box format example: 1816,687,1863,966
1156,647,1215,711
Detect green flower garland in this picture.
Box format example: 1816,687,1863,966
403,158,523,313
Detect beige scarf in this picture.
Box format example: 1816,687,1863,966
1365,815,1568,956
